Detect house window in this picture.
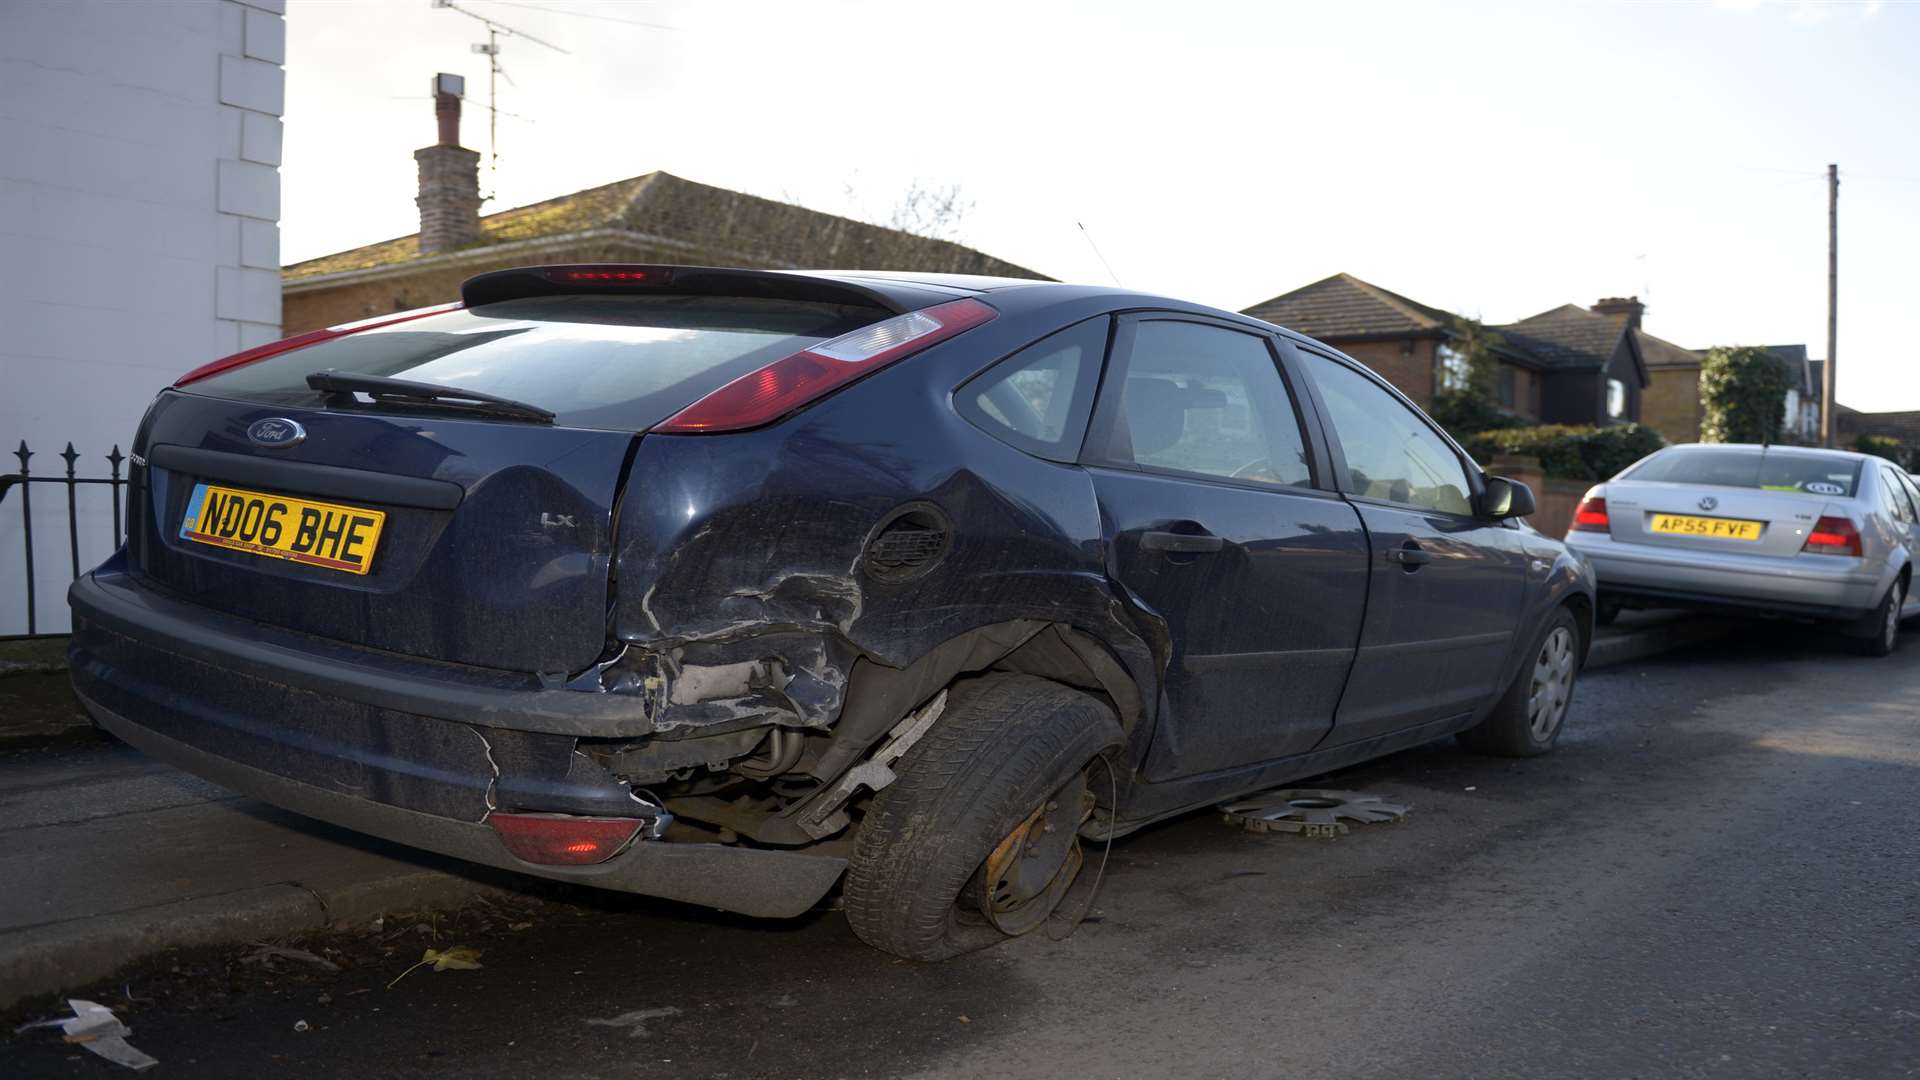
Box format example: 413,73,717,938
1437,343,1470,392
1606,378,1627,419
1497,367,1517,407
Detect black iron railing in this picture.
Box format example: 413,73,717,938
1,440,128,639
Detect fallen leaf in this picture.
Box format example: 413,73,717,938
386,945,484,989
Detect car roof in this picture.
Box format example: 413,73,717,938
1661,443,1876,464
794,270,1058,293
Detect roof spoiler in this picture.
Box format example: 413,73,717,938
460,264,914,313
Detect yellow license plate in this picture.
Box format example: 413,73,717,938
1648,513,1763,541
179,483,387,575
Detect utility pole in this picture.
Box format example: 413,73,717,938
1823,163,1838,448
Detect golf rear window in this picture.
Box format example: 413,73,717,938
187,295,886,431
1626,449,1862,497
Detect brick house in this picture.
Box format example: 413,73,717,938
283,83,1041,334
1639,342,1820,445
1242,274,1658,427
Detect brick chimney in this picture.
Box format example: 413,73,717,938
1591,296,1644,329
413,73,481,255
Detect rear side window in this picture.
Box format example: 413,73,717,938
1625,449,1862,498
1880,467,1916,524
186,295,885,431
955,317,1105,462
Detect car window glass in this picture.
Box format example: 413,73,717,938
1306,356,1473,515
956,317,1104,463
1624,449,1862,497
1898,471,1920,517
1090,321,1312,488
1881,468,1916,524
186,294,886,432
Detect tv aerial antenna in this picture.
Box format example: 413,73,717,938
432,0,569,196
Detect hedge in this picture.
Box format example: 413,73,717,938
1463,423,1667,482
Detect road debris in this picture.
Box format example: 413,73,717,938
584,1006,682,1038
18,999,158,1071
386,945,484,989
1219,789,1411,837
294,1019,311,1032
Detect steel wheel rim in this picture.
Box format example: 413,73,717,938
1528,626,1575,741
1886,584,1903,650
975,772,1092,937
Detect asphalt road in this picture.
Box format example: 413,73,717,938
7,622,1919,1079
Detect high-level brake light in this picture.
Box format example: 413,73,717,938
1802,515,1862,557
1570,496,1610,533
546,267,668,284
653,297,998,434
173,302,463,387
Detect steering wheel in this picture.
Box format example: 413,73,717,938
1230,457,1275,481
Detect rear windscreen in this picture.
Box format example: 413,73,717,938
188,295,886,431
1625,449,1863,497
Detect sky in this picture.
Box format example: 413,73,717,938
283,0,1920,410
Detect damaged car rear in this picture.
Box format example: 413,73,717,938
72,264,1592,960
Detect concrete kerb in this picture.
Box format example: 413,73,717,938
0,869,515,1011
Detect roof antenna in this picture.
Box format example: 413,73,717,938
1077,222,1123,286
433,0,569,199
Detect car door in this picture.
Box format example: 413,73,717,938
1081,314,1369,780
1289,345,1529,745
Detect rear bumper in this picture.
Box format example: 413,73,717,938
67,569,845,918
1565,533,1882,620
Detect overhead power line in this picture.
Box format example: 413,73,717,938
473,0,685,32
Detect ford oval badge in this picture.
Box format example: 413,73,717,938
247,417,306,449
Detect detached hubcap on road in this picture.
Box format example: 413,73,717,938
1529,627,1575,741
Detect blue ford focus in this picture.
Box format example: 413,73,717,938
70,265,1592,959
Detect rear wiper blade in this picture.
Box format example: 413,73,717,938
305,370,555,423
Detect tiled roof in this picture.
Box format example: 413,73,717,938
1765,344,1810,392
283,171,1043,282
1838,406,1920,443
1241,273,1454,339
1635,330,1700,370
1490,305,1628,370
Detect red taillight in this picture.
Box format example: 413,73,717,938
1571,496,1610,532
172,302,463,387
653,297,998,434
1802,515,1862,557
488,813,643,866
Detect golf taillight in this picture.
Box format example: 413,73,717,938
653,297,998,434
1802,515,1862,557
1571,496,1610,532
488,813,643,866
173,302,463,386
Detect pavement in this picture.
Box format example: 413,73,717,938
0,609,1734,1016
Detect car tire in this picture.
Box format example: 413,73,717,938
1849,577,1904,658
1458,607,1581,758
843,673,1123,961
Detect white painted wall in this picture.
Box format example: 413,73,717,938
0,0,284,635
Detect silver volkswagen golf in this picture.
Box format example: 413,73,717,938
1566,444,1920,655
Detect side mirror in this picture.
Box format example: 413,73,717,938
1479,475,1536,520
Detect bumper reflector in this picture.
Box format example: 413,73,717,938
488,812,644,866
